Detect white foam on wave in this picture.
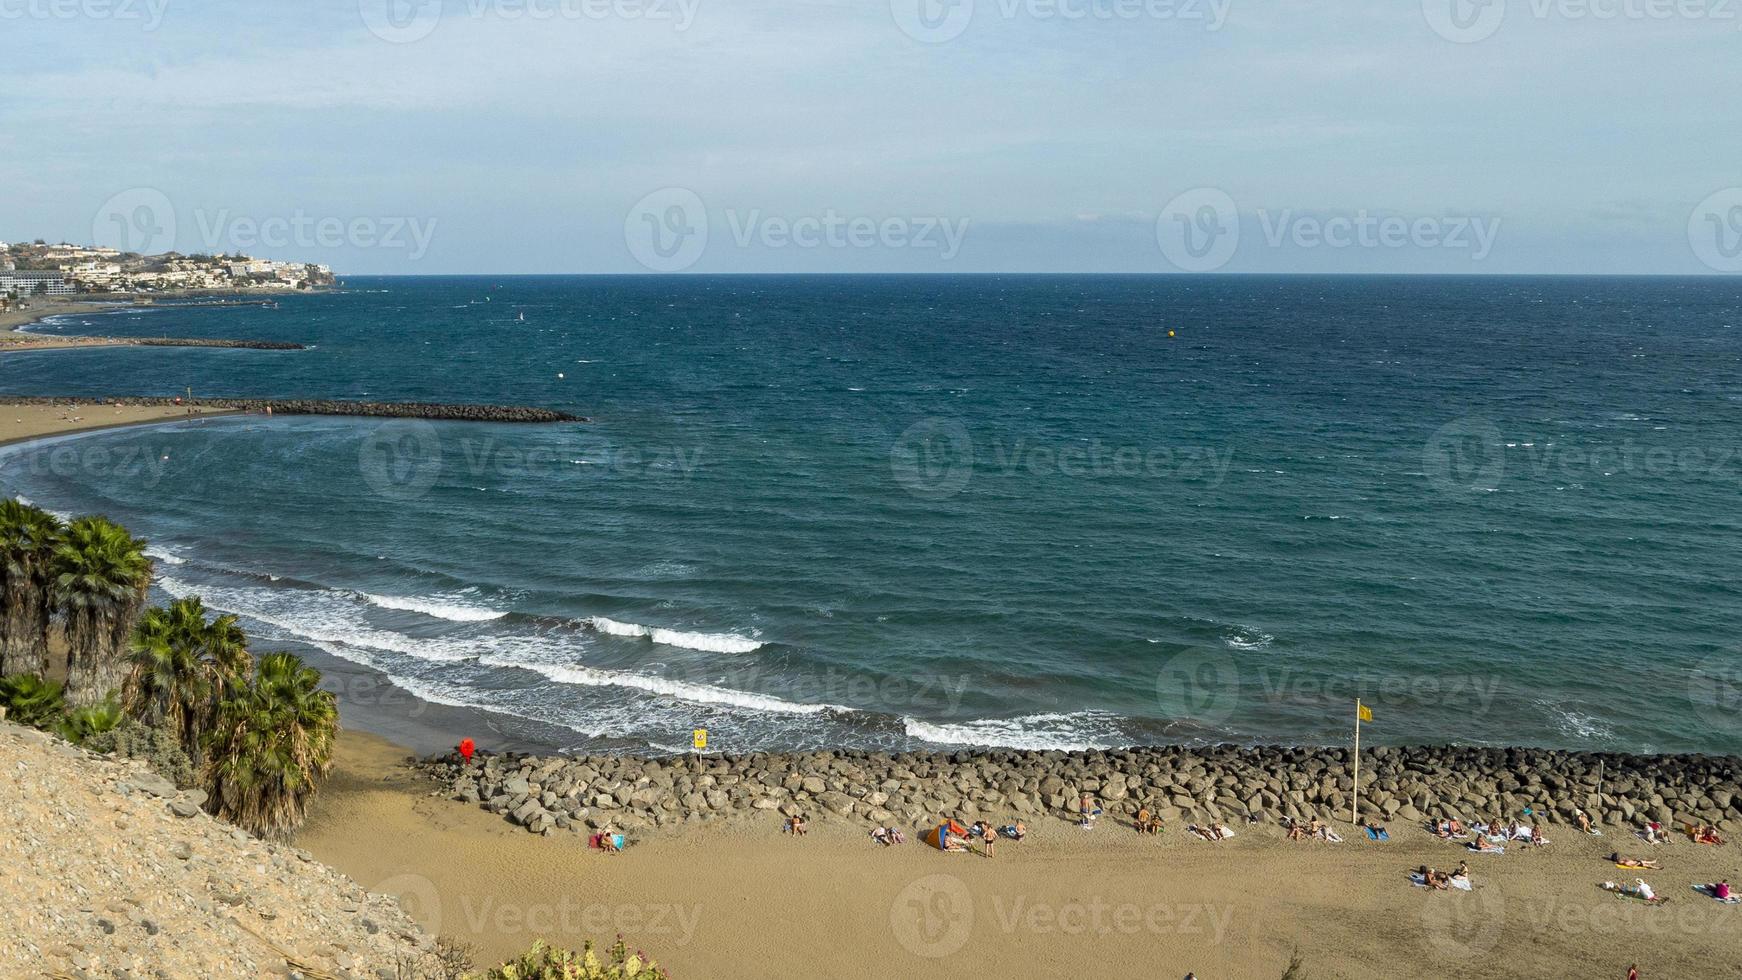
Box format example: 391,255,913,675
361,592,506,623
1221,626,1273,651
145,546,186,566
481,655,842,715
159,574,829,721
589,616,763,654
904,712,1123,752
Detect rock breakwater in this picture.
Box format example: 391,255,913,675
416,744,1742,838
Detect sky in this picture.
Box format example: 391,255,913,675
1,0,1738,275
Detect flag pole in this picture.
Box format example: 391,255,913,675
1351,698,1362,828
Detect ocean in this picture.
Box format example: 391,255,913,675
5,275,1741,756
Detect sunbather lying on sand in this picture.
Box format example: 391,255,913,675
1611,853,1662,870
1642,822,1669,845
1576,808,1595,834
1602,879,1664,904
1703,880,1732,901
1469,835,1502,853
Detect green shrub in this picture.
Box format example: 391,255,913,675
478,939,666,980
83,717,197,787
54,697,124,745
0,674,66,727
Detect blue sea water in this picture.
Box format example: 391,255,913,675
5,275,1742,756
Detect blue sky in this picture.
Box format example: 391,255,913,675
2,0,1738,274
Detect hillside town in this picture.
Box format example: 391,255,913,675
0,239,335,299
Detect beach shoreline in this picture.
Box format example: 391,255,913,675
293,726,1742,979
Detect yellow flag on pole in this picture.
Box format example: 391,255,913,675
1358,703,1373,723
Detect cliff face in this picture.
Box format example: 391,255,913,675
0,721,432,978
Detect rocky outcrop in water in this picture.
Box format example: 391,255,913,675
415,744,1742,838
129,338,306,350
4,396,586,423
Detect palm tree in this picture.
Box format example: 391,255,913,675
52,516,151,707
205,651,338,838
126,597,252,766
0,500,63,678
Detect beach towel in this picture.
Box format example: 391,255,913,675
1188,824,1235,841
1508,827,1537,841
1320,830,1345,843
1465,843,1505,855
1634,830,1667,846
1693,885,1742,905
1409,873,1473,892
1365,827,1390,841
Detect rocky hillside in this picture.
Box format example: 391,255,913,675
0,721,432,979
418,744,1742,837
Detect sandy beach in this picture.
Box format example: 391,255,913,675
294,730,1742,979
0,401,233,448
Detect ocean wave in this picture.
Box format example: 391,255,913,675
482,655,841,715
903,712,1124,752
589,616,762,653
361,592,506,623
1221,626,1273,651
145,546,187,566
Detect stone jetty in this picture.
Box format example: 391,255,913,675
5,395,585,423
415,744,1742,838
